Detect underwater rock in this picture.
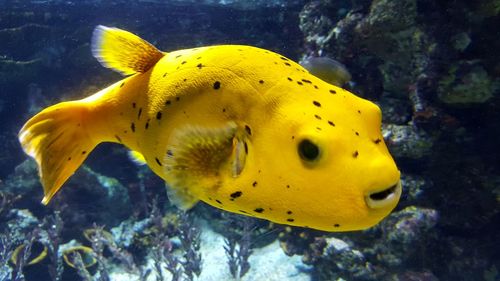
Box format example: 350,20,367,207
382,124,434,159
3,160,41,197
357,0,434,97
438,60,500,105
377,93,412,125
381,206,439,246
4,159,131,230
400,174,433,205
368,206,439,269
59,166,131,227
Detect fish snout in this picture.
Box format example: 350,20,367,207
365,180,402,209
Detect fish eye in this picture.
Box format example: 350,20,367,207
298,139,320,162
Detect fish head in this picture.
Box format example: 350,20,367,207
256,81,401,231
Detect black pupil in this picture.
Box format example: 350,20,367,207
298,139,320,161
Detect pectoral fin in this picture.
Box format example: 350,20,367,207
163,122,248,210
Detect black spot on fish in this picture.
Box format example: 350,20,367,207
353,150,359,158
287,77,293,81
280,56,289,61
328,121,335,127
166,100,171,105
239,210,248,214
145,119,150,130
314,115,322,120
183,78,187,82
316,127,322,131
132,102,136,108
355,131,359,136
358,110,362,114
254,208,264,213
245,125,252,135
163,72,168,77
120,82,125,88
297,81,303,85
82,151,87,155
213,81,221,90
167,150,173,157
230,191,242,199
329,89,336,94
216,199,222,204
67,157,72,161
244,142,248,154
286,185,290,188
287,218,294,222
175,54,182,58
314,85,319,89
131,122,135,132
181,61,187,64
222,108,226,113
259,80,264,84
197,56,202,60
115,135,122,143
197,63,203,69
155,157,162,166
374,138,382,144
301,79,312,84
137,108,142,119
334,224,340,228
156,112,162,120
287,210,292,215
313,101,321,107
284,62,291,67
252,181,258,187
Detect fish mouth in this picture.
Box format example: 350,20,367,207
365,181,402,209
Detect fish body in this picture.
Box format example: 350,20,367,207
19,26,401,232
300,56,352,86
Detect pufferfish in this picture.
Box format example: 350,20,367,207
19,25,401,232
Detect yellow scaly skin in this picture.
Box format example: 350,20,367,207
19,26,401,232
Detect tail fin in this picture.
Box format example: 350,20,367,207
19,101,98,204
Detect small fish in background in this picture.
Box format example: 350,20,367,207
300,56,352,87
19,26,401,232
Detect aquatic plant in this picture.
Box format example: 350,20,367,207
223,215,255,280
178,213,202,280
40,212,64,281
0,233,14,281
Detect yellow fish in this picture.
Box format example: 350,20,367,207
19,26,401,232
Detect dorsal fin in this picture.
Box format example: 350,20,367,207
91,25,165,75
